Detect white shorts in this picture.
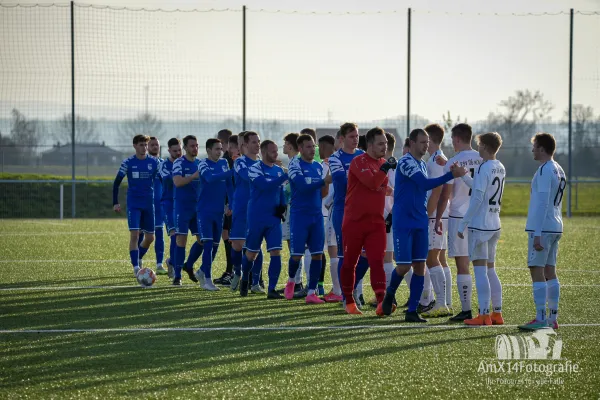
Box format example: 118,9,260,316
324,215,336,250
428,218,448,251
386,231,394,252
282,207,291,241
527,232,562,267
468,229,501,263
448,217,469,258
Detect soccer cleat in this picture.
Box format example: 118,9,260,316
156,264,168,275
230,274,241,291
381,292,396,316
318,284,325,296
306,293,325,304
417,300,436,314
518,319,549,331
172,277,182,286
324,291,343,303
198,274,220,291
293,287,308,299
133,266,140,277
284,281,296,300
251,284,265,294
464,314,492,326
449,310,472,322
186,268,199,283
422,304,452,318
344,301,363,315
549,320,559,330
405,311,427,323
267,290,284,299
359,294,366,307
214,272,233,286
491,312,504,325
259,279,266,290
240,280,249,297
369,298,378,308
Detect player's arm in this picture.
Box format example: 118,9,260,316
200,161,233,183
234,160,251,182
457,170,489,236
433,184,451,234
173,161,199,188
401,161,455,192
531,172,553,243
329,156,348,188
249,165,288,190
289,161,325,192
348,158,388,191
427,186,443,217
460,174,474,188
226,176,235,206
112,159,127,212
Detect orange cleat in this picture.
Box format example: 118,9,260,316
345,302,363,315
464,314,492,326
490,312,504,325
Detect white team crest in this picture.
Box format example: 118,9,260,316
222,166,227,172
148,163,152,170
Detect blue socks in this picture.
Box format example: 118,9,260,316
354,256,369,289
407,274,425,313
174,245,185,280
288,257,301,279
232,249,242,276
138,245,149,263
241,252,252,280
129,250,139,268
155,228,164,265
252,250,263,286
387,268,403,295
268,255,282,292
200,241,214,278
185,242,203,271
212,244,219,262
308,258,321,291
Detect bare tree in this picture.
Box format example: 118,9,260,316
55,113,99,144
10,108,42,159
562,105,595,150
119,112,163,141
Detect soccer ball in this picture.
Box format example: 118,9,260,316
136,267,157,287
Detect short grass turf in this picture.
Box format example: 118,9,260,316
0,217,599,399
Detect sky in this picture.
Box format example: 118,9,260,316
1,0,599,129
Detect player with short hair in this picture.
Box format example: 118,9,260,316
381,128,466,322
519,133,565,331
172,135,202,285
421,123,453,317
284,134,332,303
194,138,235,290
113,134,160,277
158,137,182,278
214,129,235,286
435,123,482,322
242,139,288,298
457,132,505,326
300,128,321,162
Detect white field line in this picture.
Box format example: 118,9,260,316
0,232,113,237
0,324,599,334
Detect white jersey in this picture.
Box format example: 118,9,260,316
384,168,396,218
444,149,482,218
461,160,506,232
426,149,449,219
525,161,566,235
321,161,334,217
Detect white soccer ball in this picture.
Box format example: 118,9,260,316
137,267,157,287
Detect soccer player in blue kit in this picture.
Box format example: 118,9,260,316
145,137,168,275
158,138,182,279
194,138,234,291
242,139,289,299
284,134,332,304
172,135,202,286
112,134,160,278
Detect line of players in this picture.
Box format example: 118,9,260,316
113,123,563,329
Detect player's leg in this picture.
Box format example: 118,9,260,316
544,234,561,329
485,231,503,325
325,212,342,301
162,201,176,278
285,215,309,300
229,213,247,290
403,228,428,322
362,220,386,307
440,234,453,312
215,214,233,285
196,214,220,291
353,251,369,307
306,216,325,304
332,209,345,296
241,224,263,297
464,230,492,326
448,217,473,321
264,223,284,299
127,207,142,276
153,199,166,274
341,222,365,314
422,218,449,316
519,232,552,330
138,207,155,268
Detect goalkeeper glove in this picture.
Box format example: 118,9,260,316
380,157,398,174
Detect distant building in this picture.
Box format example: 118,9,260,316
42,142,124,166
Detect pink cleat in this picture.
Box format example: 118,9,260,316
305,293,325,304
323,291,343,303
550,320,559,330
284,281,295,300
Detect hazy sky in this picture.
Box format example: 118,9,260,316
1,0,599,126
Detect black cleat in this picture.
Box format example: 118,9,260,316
259,279,265,290
184,268,198,283
172,278,182,286
293,288,308,299
214,272,232,286
267,290,284,299
358,294,366,308
405,311,427,323
418,300,436,314
449,310,473,322
240,280,249,297
381,292,395,316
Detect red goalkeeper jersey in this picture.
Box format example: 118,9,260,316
343,153,389,222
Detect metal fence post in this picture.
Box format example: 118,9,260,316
567,8,574,218
407,8,411,138
71,1,76,218
60,184,64,220
242,5,247,131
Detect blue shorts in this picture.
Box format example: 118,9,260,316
127,205,154,234
393,227,428,265
198,212,224,242
162,201,175,233
175,205,199,236
245,220,282,253
230,211,247,241
332,208,344,257
154,198,164,229
290,213,324,256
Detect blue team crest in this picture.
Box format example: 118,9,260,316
278,172,282,177
222,165,228,172
147,163,152,170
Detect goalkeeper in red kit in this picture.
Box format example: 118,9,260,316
341,127,397,315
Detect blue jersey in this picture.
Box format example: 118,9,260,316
328,149,364,213
393,153,453,229
288,157,325,217
172,156,201,207
159,158,175,203
247,161,287,225
232,155,259,215
114,155,160,209
198,158,234,214
153,157,163,203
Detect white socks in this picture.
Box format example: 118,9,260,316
294,257,303,284
330,257,341,295
383,262,395,287
429,266,446,307
420,268,433,306
473,266,491,315
546,279,560,323
533,281,547,321
456,274,472,312
487,268,502,313
303,249,311,282
443,266,452,307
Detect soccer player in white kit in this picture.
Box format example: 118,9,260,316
435,123,482,322
457,132,505,326
519,133,565,331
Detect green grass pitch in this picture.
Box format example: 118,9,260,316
0,218,599,399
